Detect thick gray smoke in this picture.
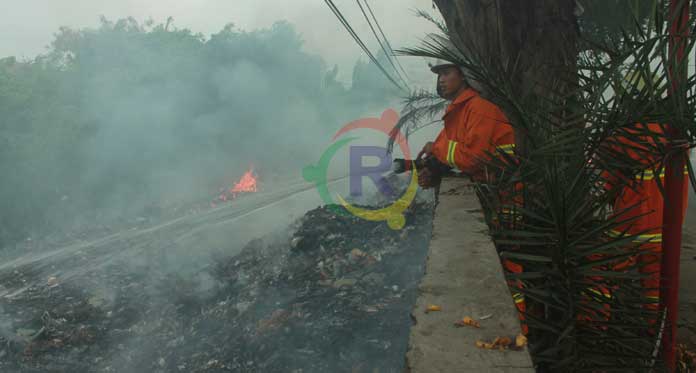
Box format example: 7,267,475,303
0,17,404,247
0,13,443,373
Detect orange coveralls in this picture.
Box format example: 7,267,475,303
608,124,689,318
431,88,515,177
430,88,526,333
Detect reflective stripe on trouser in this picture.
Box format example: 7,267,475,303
608,230,662,244
512,291,527,335
634,165,688,180
608,230,662,324
578,285,612,323
498,143,515,155
503,259,528,335
640,246,661,323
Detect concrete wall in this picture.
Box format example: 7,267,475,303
406,178,534,372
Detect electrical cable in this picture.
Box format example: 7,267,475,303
355,0,410,89
363,0,411,83
324,0,407,92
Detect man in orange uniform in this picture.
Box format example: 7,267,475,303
417,60,526,333
608,123,689,322
417,62,515,183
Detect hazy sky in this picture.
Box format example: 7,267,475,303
1,0,439,85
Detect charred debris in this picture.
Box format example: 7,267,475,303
0,201,434,372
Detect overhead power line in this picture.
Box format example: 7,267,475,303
362,0,411,83
355,0,410,89
324,0,407,92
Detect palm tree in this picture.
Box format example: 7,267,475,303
394,1,696,371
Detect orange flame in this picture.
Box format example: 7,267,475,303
230,168,258,193
213,167,258,206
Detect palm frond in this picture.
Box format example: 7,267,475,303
412,9,448,34
387,89,446,153
400,0,696,370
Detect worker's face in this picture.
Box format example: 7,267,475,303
437,67,465,100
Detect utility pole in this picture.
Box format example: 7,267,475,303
660,0,690,370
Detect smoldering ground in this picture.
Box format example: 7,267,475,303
0,174,436,373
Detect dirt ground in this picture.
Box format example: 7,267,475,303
678,188,696,347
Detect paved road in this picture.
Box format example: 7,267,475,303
678,186,696,346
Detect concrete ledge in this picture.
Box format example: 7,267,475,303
406,178,535,372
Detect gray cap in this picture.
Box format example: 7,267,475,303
429,59,459,74
424,33,484,94
425,34,462,74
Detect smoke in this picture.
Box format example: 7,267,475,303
0,17,410,247
0,0,438,85
0,14,445,372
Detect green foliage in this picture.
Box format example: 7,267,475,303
387,90,446,153
397,0,696,371
579,0,659,46
0,18,400,247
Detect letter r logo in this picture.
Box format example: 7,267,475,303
349,146,394,197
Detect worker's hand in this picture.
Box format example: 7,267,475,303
418,167,437,189
417,142,434,160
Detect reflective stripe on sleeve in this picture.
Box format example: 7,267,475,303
446,140,458,168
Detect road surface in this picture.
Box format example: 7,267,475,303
678,187,696,347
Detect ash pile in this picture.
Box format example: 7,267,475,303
0,201,434,373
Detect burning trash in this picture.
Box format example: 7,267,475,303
0,199,435,372
230,167,258,193
213,166,259,206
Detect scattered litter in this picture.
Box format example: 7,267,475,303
678,343,696,371
350,248,366,259
476,334,527,351
0,202,435,372
454,316,480,328
290,236,303,249
47,277,59,287
516,334,528,348
425,305,442,313
333,278,357,288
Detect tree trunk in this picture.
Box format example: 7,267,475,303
432,0,579,152
432,1,581,363
433,0,577,93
